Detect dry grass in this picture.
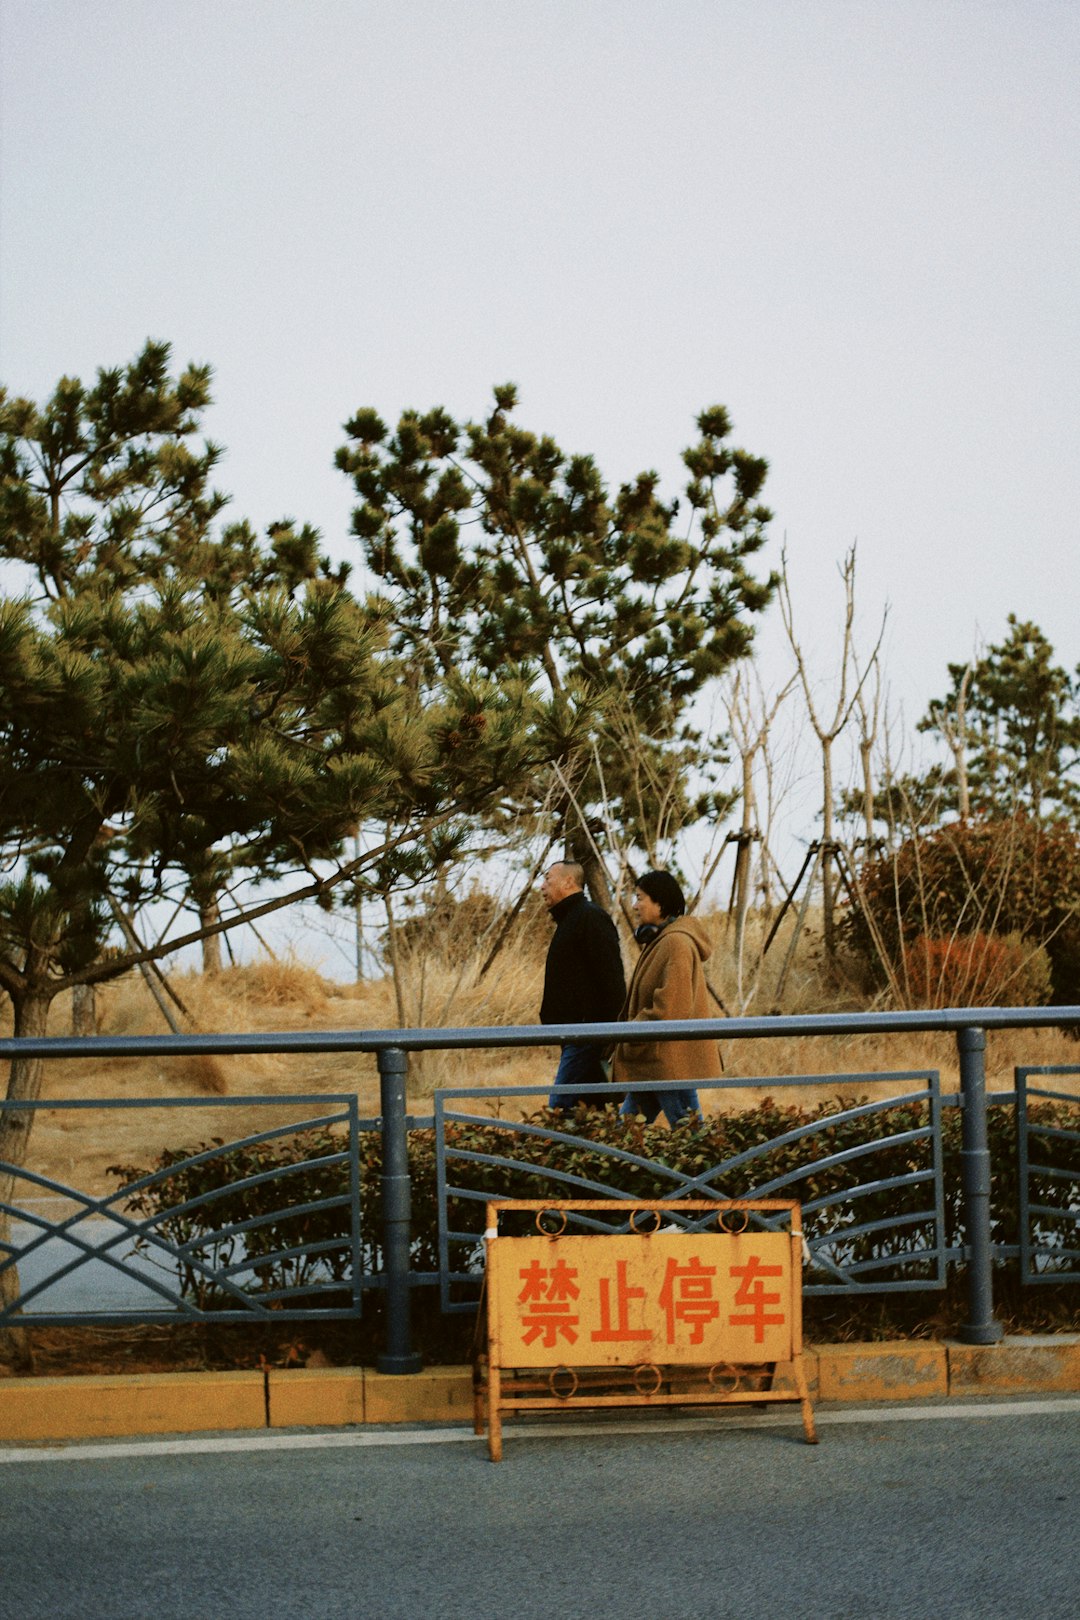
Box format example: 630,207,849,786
3,907,1078,1195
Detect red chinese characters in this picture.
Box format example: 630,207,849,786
658,1255,720,1344
516,1258,580,1347
728,1254,786,1343
591,1258,650,1343
507,1235,790,1360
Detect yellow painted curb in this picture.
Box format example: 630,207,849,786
0,1370,266,1443
814,1341,948,1402
947,1334,1080,1395
364,1365,474,1424
4,1337,1079,1443
268,1367,363,1429
769,1351,820,1397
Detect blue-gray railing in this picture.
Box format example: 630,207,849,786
2,1006,1079,1371
1,1095,368,1324
1016,1067,1080,1283
432,1069,947,1311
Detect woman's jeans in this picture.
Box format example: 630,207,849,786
620,1087,700,1126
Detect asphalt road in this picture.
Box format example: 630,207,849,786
1,1402,1076,1620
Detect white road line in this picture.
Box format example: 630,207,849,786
2,1398,1078,1464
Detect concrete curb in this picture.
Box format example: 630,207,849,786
1,1337,1077,1444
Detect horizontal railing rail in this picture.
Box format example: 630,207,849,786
2,1003,1079,1065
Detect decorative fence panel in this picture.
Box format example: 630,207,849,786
434,1072,947,1313
0,1095,370,1327
1016,1067,1080,1285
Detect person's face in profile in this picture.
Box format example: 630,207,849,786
632,887,664,927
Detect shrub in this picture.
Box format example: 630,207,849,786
901,932,1053,1009
221,960,334,1010
845,814,1080,1004
110,1126,362,1311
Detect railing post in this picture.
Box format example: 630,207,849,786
956,1026,1004,1345
376,1045,422,1374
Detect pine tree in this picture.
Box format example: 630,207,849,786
918,618,1080,823
336,388,776,892
0,348,582,1361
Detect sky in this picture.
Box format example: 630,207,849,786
1,0,1078,964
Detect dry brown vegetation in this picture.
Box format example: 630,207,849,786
3,905,1078,1199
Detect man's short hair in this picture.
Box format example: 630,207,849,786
549,859,585,890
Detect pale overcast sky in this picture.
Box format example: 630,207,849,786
1,0,1078,937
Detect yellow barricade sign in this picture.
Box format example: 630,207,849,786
475,1200,817,1459
499,1231,792,1365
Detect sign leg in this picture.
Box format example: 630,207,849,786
793,1353,818,1444
472,1354,486,1437
488,1361,503,1463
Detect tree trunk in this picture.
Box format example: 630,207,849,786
860,735,875,847
821,737,837,960
731,752,756,996
567,824,614,913
200,898,223,974
108,898,189,1035
0,989,54,1371
350,835,366,982
71,981,97,1036
383,894,408,1029
955,743,971,823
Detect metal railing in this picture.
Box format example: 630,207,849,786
1,1095,368,1326
2,1006,1079,1370
1016,1067,1080,1283
433,1070,947,1310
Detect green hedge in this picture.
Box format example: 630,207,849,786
111,1094,1080,1322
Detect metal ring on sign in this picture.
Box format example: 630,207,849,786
718,1206,749,1234
549,1365,578,1400
629,1208,662,1234
536,1207,568,1236
632,1362,664,1396
707,1363,743,1393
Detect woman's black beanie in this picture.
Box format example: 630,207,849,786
635,870,686,918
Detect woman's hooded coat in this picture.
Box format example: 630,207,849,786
611,914,723,1086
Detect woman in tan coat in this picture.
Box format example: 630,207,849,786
613,870,723,1125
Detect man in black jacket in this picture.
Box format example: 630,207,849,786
539,860,626,1109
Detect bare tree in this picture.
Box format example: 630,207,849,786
928,661,973,823
720,662,796,1003
779,546,887,960
852,645,883,849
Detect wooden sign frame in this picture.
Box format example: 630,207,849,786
474,1199,817,1460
